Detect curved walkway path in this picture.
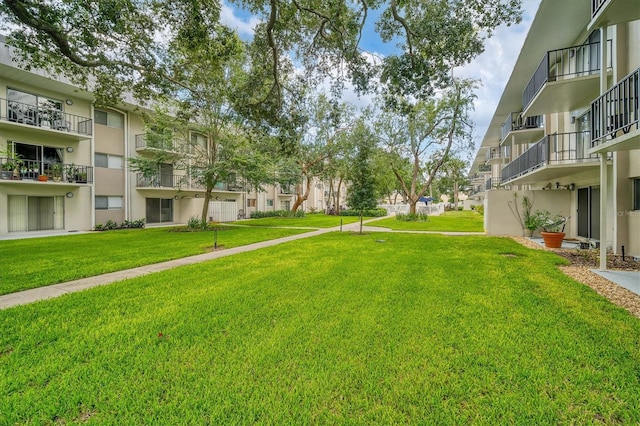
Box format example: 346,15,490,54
0,218,484,310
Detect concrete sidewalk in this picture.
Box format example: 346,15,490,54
1,218,411,310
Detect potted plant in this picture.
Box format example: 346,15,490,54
533,210,568,248
52,163,63,181
66,163,78,182
521,196,536,237
1,147,22,179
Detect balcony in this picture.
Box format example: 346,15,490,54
500,112,544,145
134,134,187,154
590,0,640,31
485,177,502,190
485,146,510,165
0,158,92,184
522,41,611,117
590,67,639,153
136,174,245,192
0,98,92,141
501,132,603,185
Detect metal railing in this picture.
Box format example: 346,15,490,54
135,174,244,191
523,41,611,110
0,157,93,183
486,145,511,162
502,132,597,182
590,67,639,146
0,98,92,136
501,112,543,141
134,134,188,152
485,177,502,189
592,0,607,18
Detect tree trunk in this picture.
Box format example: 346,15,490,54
453,180,459,209
200,187,213,225
409,199,417,215
291,175,312,212
359,212,363,234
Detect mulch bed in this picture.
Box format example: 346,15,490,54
512,237,640,318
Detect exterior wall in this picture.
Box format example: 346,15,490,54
485,189,573,237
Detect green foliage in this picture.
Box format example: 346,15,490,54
340,208,386,217
0,227,307,295
532,210,568,232
186,216,209,231
345,120,377,214
250,210,305,219
94,218,145,231
396,212,429,222
474,204,484,215
375,211,484,232
2,235,639,424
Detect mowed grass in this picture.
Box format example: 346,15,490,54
374,210,484,232
239,213,365,228
0,226,308,295
1,233,639,424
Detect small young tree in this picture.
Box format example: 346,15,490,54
346,120,377,234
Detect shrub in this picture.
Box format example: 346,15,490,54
458,206,463,211
396,212,429,222
250,210,305,219
186,216,208,230
94,218,145,231
339,208,387,217
475,205,484,215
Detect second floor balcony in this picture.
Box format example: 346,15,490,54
590,67,639,153
500,112,544,144
136,174,244,192
501,132,603,185
523,40,611,116
0,98,92,140
590,0,640,32
485,177,502,190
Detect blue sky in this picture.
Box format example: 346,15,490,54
221,0,542,155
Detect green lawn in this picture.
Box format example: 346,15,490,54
0,226,308,295
374,210,484,232
239,213,365,228
2,233,639,424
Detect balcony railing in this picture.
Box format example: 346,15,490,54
502,132,597,182
523,41,611,111
501,112,543,141
590,67,639,146
0,157,93,183
486,146,511,162
485,177,502,190
0,98,92,136
135,134,188,152
592,0,606,18
136,174,244,191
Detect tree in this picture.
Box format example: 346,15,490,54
345,120,377,234
282,93,355,212
128,14,275,225
376,79,476,214
432,154,470,208
1,0,522,110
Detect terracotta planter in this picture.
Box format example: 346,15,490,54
541,231,565,248
38,175,49,182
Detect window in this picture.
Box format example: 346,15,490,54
95,153,123,169
267,199,274,207
634,179,640,211
247,198,257,208
191,132,207,148
95,109,123,128
95,196,123,210
7,88,63,126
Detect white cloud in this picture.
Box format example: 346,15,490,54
220,2,261,37
457,0,541,149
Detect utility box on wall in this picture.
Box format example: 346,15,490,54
208,201,238,222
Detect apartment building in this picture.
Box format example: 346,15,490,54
0,38,338,238
469,0,640,262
